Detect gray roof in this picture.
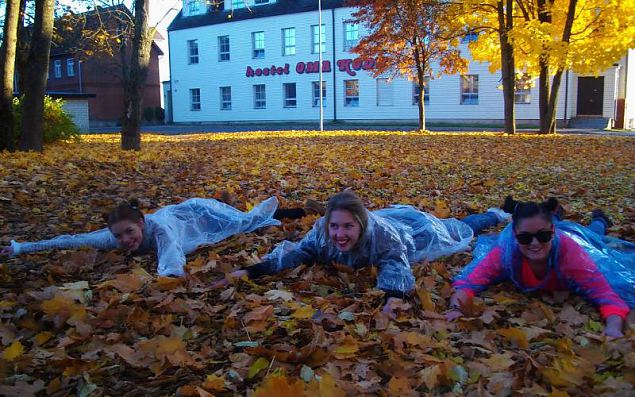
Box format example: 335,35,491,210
168,0,346,32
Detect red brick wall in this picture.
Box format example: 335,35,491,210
46,45,163,126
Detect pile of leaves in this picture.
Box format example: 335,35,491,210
0,131,633,396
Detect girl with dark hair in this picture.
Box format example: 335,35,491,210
213,190,508,317
448,197,634,337
1,197,281,277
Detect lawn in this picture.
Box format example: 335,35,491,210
0,131,633,396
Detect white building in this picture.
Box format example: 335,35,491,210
166,0,635,129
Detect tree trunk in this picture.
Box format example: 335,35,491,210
15,0,28,94
0,0,21,152
498,0,516,134
412,36,426,131
19,0,54,152
538,60,550,133
121,0,152,151
539,0,577,134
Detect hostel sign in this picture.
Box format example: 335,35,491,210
245,58,376,78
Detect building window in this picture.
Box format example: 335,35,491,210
190,88,201,111
231,0,245,9
252,31,265,59
460,75,479,105
376,78,394,106
283,83,297,108
254,84,266,109
66,58,75,77
344,22,359,51
344,80,359,107
54,60,62,78
220,86,232,110
311,24,326,54
312,81,327,107
412,78,430,105
514,75,532,104
187,39,199,64
188,0,200,14
218,35,230,61
282,27,296,56
461,31,479,43
254,0,270,4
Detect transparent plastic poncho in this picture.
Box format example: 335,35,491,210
10,197,281,277
262,205,473,293
457,219,635,307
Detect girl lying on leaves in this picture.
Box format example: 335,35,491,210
1,197,281,277
448,197,634,338
213,190,510,318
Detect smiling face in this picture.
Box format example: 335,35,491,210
110,219,145,251
328,209,362,252
514,215,554,264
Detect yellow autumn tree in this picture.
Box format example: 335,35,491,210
458,0,518,134
348,0,469,131
468,0,635,133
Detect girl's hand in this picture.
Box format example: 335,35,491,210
0,245,14,256
210,269,248,289
604,315,625,338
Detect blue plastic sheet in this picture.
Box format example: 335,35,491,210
457,219,635,307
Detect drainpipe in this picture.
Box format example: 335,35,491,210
78,60,83,93
331,7,337,122
564,70,569,127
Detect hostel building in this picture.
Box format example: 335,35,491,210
166,0,634,129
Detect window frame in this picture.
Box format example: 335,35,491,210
253,84,266,109
282,27,296,56
344,22,359,51
311,24,326,54
312,81,327,108
252,31,265,59
218,35,230,61
220,86,232,110
190,88,201,111
344,79,359,107
283,83,297,108
187,39,199,64
460,74,479,105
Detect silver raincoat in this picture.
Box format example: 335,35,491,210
260,205,473,293
10,197,281,276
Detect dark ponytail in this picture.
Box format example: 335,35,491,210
105,198,144,228
511,197,559,227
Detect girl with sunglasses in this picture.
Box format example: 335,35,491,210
448,198,633,337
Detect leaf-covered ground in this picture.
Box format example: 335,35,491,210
0,131,634,396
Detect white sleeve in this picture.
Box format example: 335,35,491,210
153,226,186,277
10,228,118,256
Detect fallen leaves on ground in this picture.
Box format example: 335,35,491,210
0,131,633,395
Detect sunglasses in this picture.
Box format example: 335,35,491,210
515,230,553,245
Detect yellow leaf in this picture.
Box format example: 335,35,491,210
333,335,359,359
2,340,24,361
248,357,270,379
252,373,304,397
432,199,451,218
292,305,315,320
498,328,529,349
33,331,54,346
202,374,226,392
416,287,435,311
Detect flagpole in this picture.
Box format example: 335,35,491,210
318,0,324,131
